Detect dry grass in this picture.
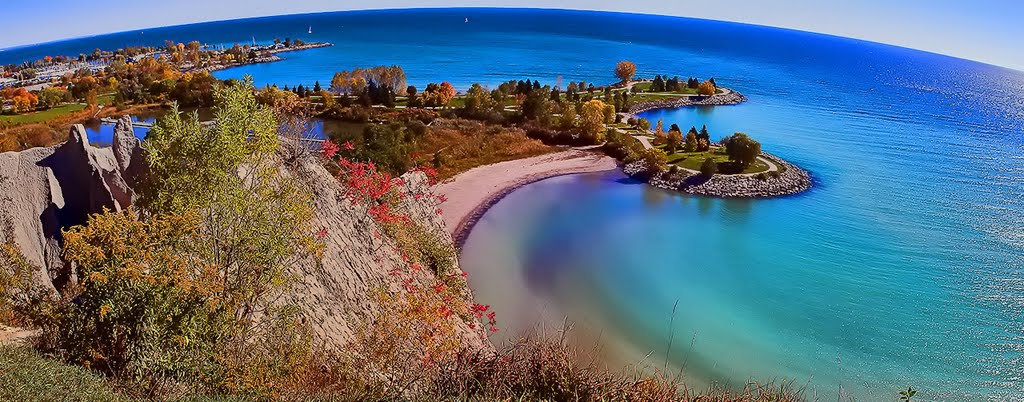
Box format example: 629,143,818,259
421,336,806,402
417,118,556,180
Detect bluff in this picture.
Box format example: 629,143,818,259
0,116,486,350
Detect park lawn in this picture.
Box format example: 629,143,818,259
96,93,116,106
0,104,87,126
665,149,771,174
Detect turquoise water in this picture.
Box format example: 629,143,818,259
6,8,1024,400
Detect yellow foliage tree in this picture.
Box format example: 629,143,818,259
698,80,716,96
580,99,608,143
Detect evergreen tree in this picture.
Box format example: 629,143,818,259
313,81,322,92
652,75,665,92
550,88,561,102
698,125,711,151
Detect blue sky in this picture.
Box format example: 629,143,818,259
3,0,1022,70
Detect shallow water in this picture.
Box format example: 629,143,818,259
9,9,1024,400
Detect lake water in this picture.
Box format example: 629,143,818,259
6,8,1023,400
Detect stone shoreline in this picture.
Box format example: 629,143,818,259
623,152,811,198
628,90,747,114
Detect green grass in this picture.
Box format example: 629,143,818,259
0,345,126,401
0,104,86,125
661,148,771,174
97,94,116,106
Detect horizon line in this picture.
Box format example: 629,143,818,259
1,6,1020,73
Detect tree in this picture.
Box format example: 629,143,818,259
602,104,616,124
652,75,665,92
700,157,718,178
666,128,682,154
422,82,456,107
639,148,668,174
313,81,322,92
637,118,651,131
579,99,608,143
723,132,761,167
464,83,496,115
684,132,698,152
5,88,39,113
697,81,716,96
37,87,72,109
697,125,711,151
559,102,577,130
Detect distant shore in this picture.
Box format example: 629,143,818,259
192,42,333,73
435,148,617,247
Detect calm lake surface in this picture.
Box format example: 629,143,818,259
6,8,1024,400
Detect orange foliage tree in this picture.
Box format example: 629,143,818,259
615,60,637,83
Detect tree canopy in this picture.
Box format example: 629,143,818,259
615,60,637,83
723,132,761,167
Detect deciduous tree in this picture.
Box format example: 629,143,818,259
697,80,716,96
579,99,608,143
723,132,761,167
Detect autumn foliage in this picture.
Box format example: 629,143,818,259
615,60,637,83
421,81,457,107
1,88,39,113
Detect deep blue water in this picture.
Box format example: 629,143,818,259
6,8,1024,400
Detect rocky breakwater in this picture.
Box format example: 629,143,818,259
0,116,489,351
628,89,747,114
624,152,811,198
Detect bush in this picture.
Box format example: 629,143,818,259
639,148,668,174
700,157,718,178
0,218,35,326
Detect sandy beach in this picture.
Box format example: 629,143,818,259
435,148,618,246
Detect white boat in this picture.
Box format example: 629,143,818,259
464,18,469,23
308,26,312,34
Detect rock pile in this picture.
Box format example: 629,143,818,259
629,90,747,114
625,152,811,198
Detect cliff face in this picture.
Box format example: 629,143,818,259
0,117,135,292
0,116,486,350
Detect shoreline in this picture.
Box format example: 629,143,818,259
627,151,813,198
435,148,617,247
190,42,333,74
628,87,747,114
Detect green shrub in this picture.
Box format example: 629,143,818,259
700,157,718,178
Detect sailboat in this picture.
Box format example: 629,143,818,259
464,18,469,23
308,26,313,34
